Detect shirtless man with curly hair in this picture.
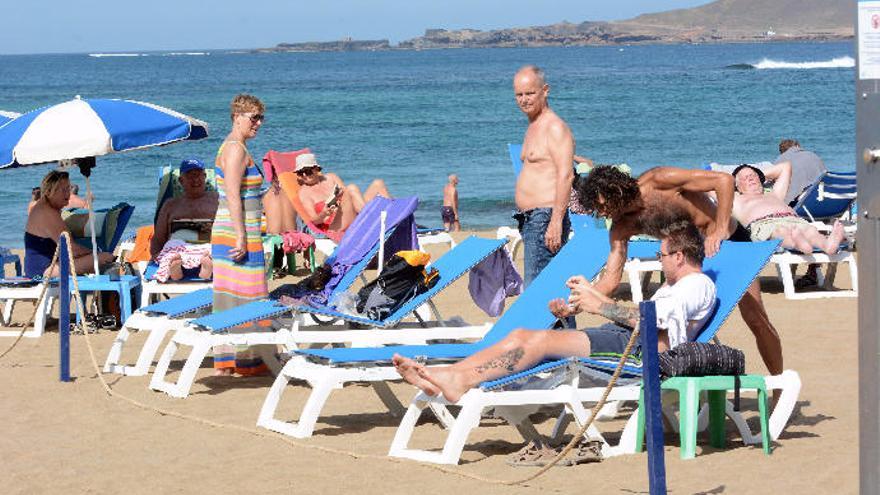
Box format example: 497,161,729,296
575,165,784,376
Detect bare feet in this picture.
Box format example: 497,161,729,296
199,255,213,279
213,368,234,377
168,254,183,281
823,221,845,254
393,354,439,397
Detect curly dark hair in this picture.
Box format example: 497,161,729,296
574,166,640,218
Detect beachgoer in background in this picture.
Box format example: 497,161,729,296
577,165,785,376
27,187,41,215
774,139,828,287
24,170,113,277
573,154,594,168
513,65,574,288
150,158,218,281
210,94,270,377
295,152,391,235
732,163,844,254
775,139,827,207
66,183,90,209
263,176,298,235
441,174,460,232
393,219,715,404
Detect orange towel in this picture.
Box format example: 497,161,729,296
126,225,155,263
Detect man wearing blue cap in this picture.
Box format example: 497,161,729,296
150,158,219,279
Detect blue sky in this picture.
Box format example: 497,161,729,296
1,1,713,55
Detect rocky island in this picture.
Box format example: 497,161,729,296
260,0,852,53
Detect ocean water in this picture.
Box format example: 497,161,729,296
0,41,856,248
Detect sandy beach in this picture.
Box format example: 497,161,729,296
0,230,858,494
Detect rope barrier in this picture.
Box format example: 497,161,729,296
3,232,644,488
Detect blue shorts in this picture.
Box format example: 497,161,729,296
585,325,639,356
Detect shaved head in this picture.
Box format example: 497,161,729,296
515,65,546,86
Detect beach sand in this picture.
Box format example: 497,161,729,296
0,231,858,494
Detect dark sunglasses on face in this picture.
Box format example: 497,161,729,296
246,113,265,123
297,167,320,177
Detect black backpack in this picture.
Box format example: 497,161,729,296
356,251,439,320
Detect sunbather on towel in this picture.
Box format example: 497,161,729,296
150,159,218,281
393,217,716,403
294,153,391,236
732,162,845,255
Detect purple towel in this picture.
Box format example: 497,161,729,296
468,248,523,317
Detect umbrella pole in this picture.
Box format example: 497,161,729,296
84,175,100,276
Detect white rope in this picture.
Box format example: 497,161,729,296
4,233,644,487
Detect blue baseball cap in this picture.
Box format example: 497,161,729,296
179,158,205,175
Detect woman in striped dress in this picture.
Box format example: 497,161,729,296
211,94,269,376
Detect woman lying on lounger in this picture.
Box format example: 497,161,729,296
294,153,391,237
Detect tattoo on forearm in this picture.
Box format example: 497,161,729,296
475,348,525,374
599,302,640,329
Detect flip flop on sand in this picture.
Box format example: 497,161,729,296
507,439,604,467
561,439,604,466
506,441,558,467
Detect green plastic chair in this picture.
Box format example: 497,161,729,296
263,234,316,277
635,374,771,459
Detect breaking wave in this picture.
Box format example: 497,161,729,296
726,56,854,70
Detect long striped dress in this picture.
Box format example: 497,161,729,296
211,140,269,374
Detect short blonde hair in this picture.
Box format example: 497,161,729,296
230,94,265,121
40,170,69,199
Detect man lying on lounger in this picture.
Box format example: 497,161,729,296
393,214,716,404
731,162,845,254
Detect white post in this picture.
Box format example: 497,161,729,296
378,210,387,274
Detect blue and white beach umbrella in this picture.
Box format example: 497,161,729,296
0,96,208,168
0,97,209,275
0,110,20,126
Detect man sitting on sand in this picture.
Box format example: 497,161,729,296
296,153,391,237
25,170,114,277
150,159,218,281
732,162,844,254
394,216,716,404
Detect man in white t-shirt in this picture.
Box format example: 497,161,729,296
393,220,716,403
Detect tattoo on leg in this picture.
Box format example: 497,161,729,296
599,302,640,329
475,348,525,374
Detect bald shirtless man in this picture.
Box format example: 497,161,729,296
576,166,784,375
513,65,576,287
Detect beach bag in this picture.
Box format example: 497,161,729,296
658,342,745,379
356,250,439,320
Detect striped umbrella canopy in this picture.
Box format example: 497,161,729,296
0,97,209,275
0,96,208,168
0,110,20,126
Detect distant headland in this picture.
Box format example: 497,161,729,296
256,0,852,53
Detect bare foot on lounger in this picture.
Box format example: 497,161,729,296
392,354,439,397
199,254,213,279
823,221,846,254
168,254,183,281
415,366,472,403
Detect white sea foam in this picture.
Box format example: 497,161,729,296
88,53,147,58
752,56,855,70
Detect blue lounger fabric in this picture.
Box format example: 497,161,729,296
295,227,611,365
